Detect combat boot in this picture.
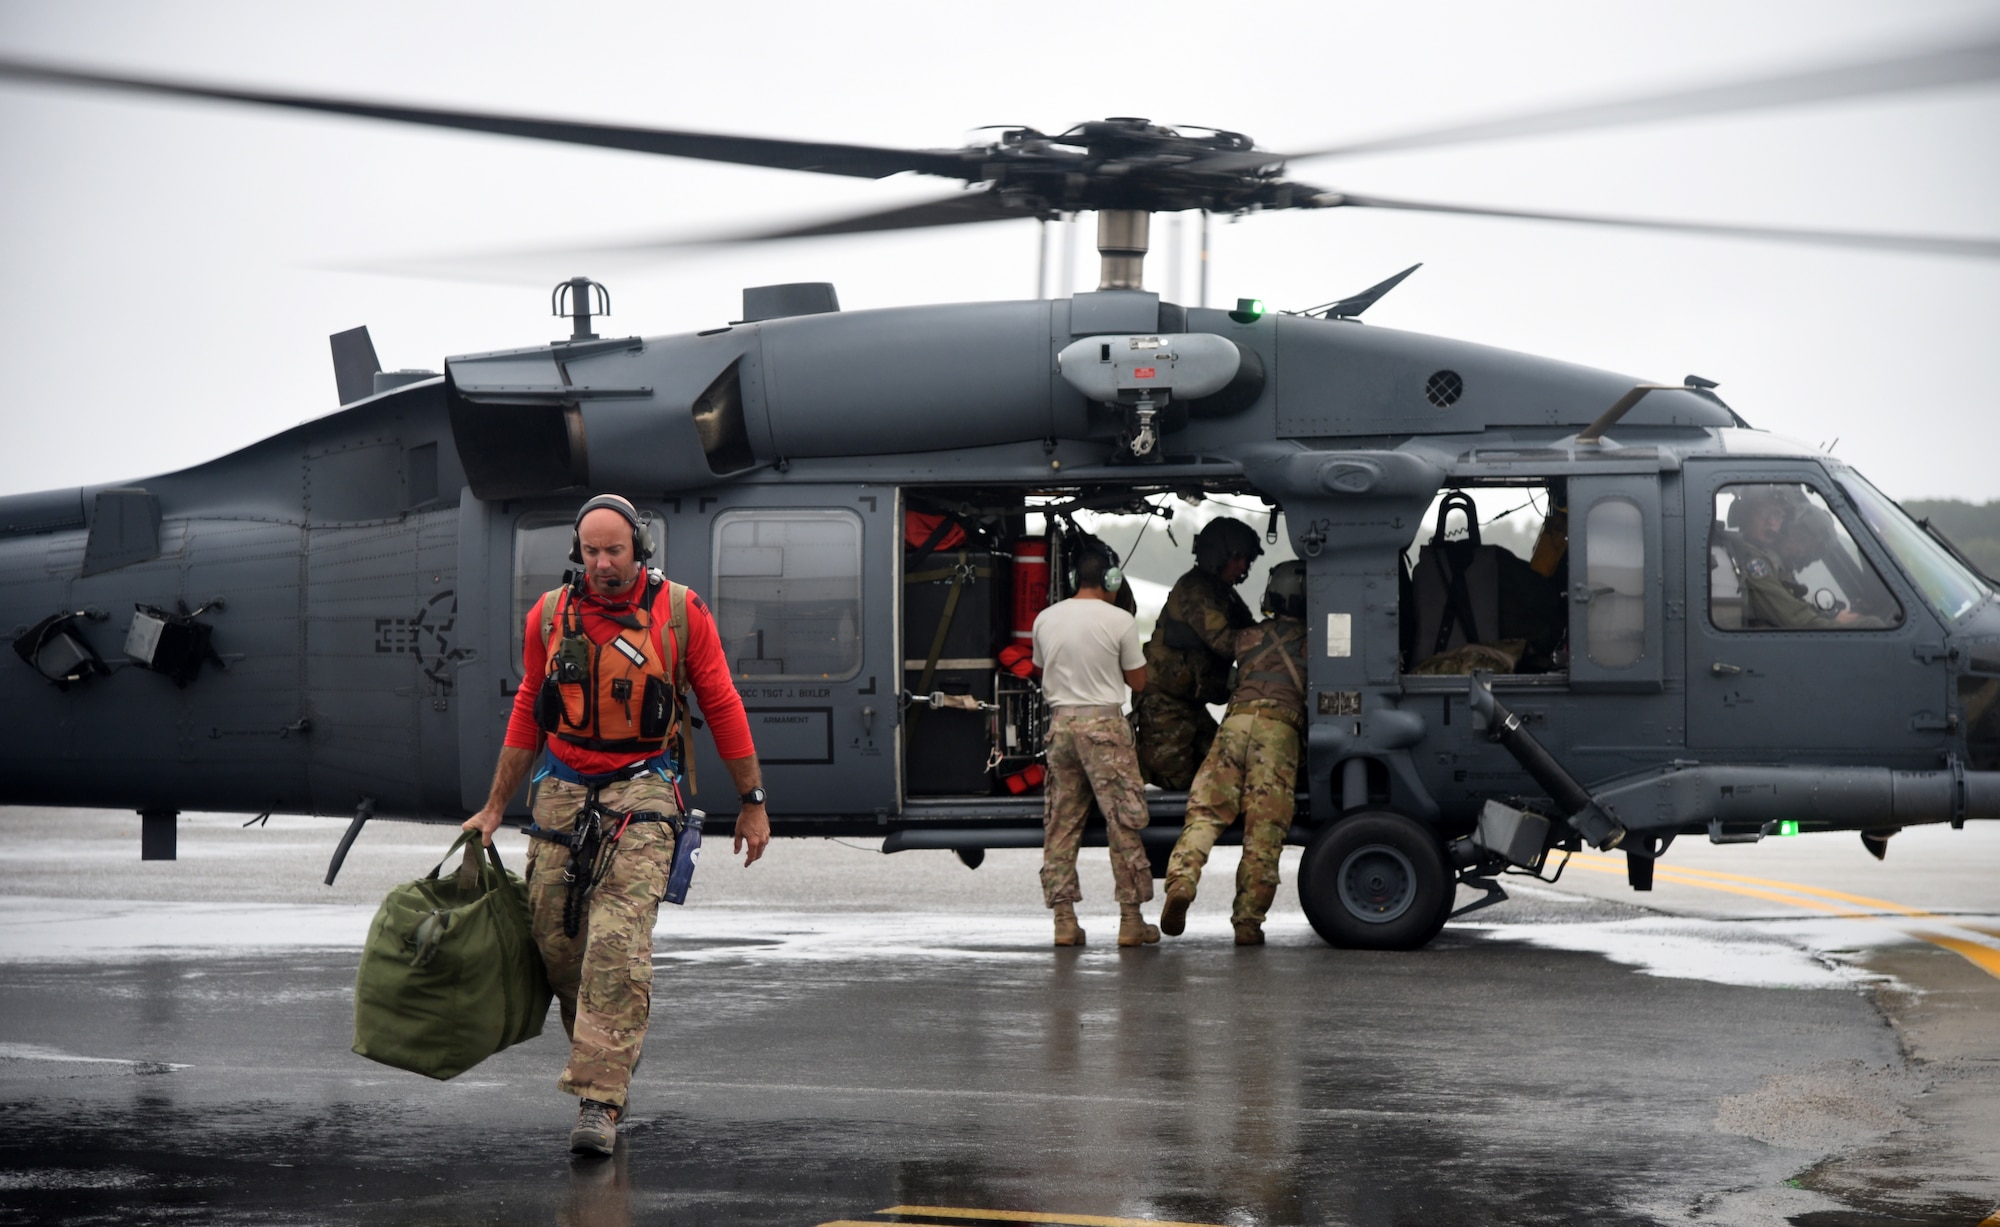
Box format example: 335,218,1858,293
1158,882,1194,936
1053,902,1086,947
1233,921,1264,946
570,1099,619,1156
1118,903,1160,947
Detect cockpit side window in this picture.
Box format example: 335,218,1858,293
1710,483,1902,632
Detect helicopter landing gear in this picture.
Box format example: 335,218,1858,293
1298,811,1451,950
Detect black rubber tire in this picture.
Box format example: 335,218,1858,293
1298,812,1452,950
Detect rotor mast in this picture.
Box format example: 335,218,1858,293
1096,209,1151,292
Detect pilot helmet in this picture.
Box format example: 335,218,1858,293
1193,517,1264,573
1262,559,1307,618
1726,485,1797,531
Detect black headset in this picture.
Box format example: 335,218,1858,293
569,494,656,565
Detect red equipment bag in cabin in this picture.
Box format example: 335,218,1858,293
905,512,968,554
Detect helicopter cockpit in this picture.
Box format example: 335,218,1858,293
1710,483,1903,631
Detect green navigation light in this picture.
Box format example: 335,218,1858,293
1778,820,1799,836
1228,297,1266,324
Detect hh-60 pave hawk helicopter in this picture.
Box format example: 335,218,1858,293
2,47,1997,950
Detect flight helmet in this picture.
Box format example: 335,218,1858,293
1193,517,1263,573
1262,559,1306,618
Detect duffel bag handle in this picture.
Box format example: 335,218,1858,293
429,829,507,890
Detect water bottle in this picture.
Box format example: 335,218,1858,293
664,809,703,905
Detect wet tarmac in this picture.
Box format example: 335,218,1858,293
1,808,1996,1227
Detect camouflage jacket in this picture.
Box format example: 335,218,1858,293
1144,566,1254,705
1735,540,1823,630
1230,617,1307,717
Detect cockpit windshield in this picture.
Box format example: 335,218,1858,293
1837,472,1989,624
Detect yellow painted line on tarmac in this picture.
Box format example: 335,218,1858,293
873,1207,1227,1227
1564,856,1869,917
1912,932,2000,981
1561,852,2000,983
1570,853,1935,916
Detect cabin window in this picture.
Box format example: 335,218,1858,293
1709,484,1902,632
1400,483,1570,676
712,508,863,680
511,511,666,672
1582,498,1647,667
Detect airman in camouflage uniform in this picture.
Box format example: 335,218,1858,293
1136,518,1260,789
1160,560,1308,946
525,773,678,1109
1033,540,1159,948
1730,486,1885,630
1042,711,1155,910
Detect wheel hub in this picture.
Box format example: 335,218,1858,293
1337,843,1417,923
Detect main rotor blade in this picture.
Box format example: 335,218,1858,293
344,190,1033,278
742,189,1038,240
0,56,970,180
1287,33,2000,161
1323,191,2000,259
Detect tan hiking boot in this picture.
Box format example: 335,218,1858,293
1158,883,1194,937
1118,903,1160,947
570,1098,619,1156
1233,921,1265,946
1053,902,1086,947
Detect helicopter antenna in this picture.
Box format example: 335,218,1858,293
552,276,610,342
1299,263,1424,319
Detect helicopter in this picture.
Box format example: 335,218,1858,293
0,41,1996,951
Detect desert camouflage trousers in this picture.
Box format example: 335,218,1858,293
1134,691,1219,791
1166,711,1302,925
526,772,679,1110
1041,708,1153,908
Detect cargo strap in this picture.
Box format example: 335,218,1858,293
904,512,965,574
912,547,987,698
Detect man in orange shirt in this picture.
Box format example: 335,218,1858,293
463,494,768,1157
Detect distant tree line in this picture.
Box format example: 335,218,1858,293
1903,499,2000,579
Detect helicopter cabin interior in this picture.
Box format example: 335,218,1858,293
486,480,1292,818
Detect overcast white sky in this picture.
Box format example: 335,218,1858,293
1,0,1996,501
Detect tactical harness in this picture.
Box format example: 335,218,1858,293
528,572,705,935
1227,620,1308,728
525,769,703,937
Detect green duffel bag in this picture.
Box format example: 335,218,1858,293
352,831,553,1080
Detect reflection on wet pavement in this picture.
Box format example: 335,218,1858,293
3,914,1991,1227
2,817,1997,1226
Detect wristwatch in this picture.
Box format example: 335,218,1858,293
739,787,767,806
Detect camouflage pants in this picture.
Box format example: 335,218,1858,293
1134,691,1219,791
526,772,679,1111
1166,712,1301,925
1042,709,1153,907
